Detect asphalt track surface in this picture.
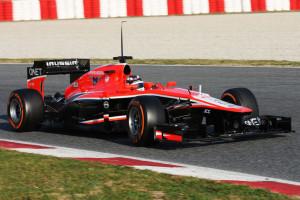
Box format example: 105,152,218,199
0,64,299,182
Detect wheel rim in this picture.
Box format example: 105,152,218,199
128,107,142,136
9,98,22,124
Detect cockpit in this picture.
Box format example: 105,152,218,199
126,75,144,91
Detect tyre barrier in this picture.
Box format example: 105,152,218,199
0,0,299,22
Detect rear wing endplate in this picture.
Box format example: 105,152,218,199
27,59,90,83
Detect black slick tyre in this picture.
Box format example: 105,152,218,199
221,87,259,117
127,96,166,146
7,89,44,131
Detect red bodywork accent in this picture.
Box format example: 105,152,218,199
80,114,128,125
82,118,104,125
63,63,252,114
155,131,183,143
163,133,183,142
27,76,47,98
155,131,163,141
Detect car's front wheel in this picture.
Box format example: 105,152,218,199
127,96,166,146
221,87,259,117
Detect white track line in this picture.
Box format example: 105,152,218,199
2,139,300,186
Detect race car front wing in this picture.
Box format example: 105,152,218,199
154,115,292,143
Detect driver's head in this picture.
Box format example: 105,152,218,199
126,75,144,91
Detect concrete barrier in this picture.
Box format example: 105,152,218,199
0,12,299,61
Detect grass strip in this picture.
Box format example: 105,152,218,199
0,58,300,67
0,149,295,200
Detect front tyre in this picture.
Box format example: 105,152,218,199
127,96,166,146
221,87,259,117
7,89,44,131
217,88,260,134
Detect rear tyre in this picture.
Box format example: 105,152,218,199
127,96,166,146
7,89,44,131
221,87,259,117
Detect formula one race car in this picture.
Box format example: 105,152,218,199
7,57,292,146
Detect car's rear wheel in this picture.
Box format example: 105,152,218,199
127,96,166,146
7,89,44,131
221,87,259,117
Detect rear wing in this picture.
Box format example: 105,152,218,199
27,59,90,98
27,59,90,83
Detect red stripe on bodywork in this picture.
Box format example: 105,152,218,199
168,0,183,15
127,0,143,16
81,118,104,125
164,133,183,142
40,0,57,20
155,131,163,140
109,116,127,122
224,180,300,196
251,0,266,12
76,157,181,167
209,0,225,13
290,0,300,10
0,0,12,21
84,0,100,18
0,140,52,149
155,132,183,143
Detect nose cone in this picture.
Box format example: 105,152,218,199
237,106,253,113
